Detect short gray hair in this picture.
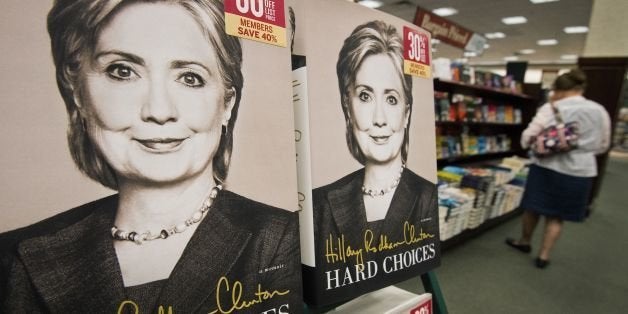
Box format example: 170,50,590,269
336,20,413,165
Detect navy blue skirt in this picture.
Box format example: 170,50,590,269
520,164,593,222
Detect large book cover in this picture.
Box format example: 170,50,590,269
291,0,440,307
0,1,302,312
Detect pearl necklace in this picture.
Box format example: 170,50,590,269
111,185,222,245
361,164,405,197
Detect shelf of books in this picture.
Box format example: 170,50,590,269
434,78,533,102
436,121,524,127
437,156,529,249
433,76,538,250
437,150,527,168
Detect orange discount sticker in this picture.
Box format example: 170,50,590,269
403,26,431,78
225,0,287,47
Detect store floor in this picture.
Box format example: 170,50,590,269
397,156,628,313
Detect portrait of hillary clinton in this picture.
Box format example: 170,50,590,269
310,19,440,303
0,0,301,312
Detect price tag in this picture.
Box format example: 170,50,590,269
403,26,431,78
409,298,432,314
225,0,287,47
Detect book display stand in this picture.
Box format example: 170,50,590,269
420,271,448,314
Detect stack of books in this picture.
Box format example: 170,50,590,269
436,157,530,240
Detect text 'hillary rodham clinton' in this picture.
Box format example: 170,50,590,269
324,221,437,290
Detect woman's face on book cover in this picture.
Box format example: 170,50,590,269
349,54,409,165
76,3,234,184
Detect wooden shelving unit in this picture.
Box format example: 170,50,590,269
441,207,523,251
436,121,524,127
434,78,538,161
434,79,534,101
437,150,527,168
434,79,538,251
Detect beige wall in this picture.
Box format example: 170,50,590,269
0,2,113,232
583,0,628,56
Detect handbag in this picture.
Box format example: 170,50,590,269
530,102,579,157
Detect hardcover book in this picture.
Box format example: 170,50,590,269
0,1,302,312
290,0,440,307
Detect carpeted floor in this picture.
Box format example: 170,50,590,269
397,157,628,313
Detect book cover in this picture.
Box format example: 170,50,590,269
290,0,440,307
434,92,450,122
0,1,302,312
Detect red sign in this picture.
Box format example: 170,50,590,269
413,7,472,50
409,298,432,314
403,26,430,66
224,0,287,47
224,0,285,27
402,26,431,78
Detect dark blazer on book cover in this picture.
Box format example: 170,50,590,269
0,190,302,313
307,167,440,306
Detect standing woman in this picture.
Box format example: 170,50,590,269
312,20,438,288
0,0,301,312
506,69,611,268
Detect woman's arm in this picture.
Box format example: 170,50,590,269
595,105,612,154
520,103,553,149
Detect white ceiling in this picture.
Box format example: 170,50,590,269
369,0,593,66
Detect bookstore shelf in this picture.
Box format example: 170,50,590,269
434,78,537,252
437,150,527,167
434,78,533,101
441,207,523,251
434,77,537,168
436,121,524,127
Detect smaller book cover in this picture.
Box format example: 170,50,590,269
505,105,514,123
487,103,498,122
497,105,506,123
514,108,523,124
458,101,468,122
450,94,464,122
465,96,480,122
475,105,484,122
434,92,450,122
290,0,440,308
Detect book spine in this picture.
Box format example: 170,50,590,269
292,66,316,267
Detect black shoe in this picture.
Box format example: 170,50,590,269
505,238,531,253
535,257,550,269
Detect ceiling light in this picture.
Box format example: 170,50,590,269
504,56,519,61
537,39,558,45
561,54,579,60
564,26,589,34
432,7,458,17
484,43,490,49
519,49,536,54
502,16,528,25
431,38,441,45
485,32,506,39
357,0,383,9
464,51,477,57
455,58,469,63
530,0,560,3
